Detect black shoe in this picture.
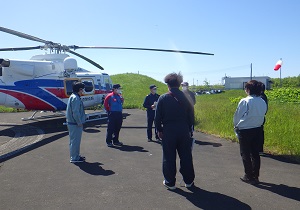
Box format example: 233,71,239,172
70,156,85,163
240,175,255,184
113,142,123,146
107,143,114,147
163,180,176,190
253,177,260,184
79,155,86,160
148,139,152,142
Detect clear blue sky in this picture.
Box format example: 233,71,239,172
1,0,299,85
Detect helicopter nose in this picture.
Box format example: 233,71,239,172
0,59,10,67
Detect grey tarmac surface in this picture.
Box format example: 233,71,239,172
0,109,299,210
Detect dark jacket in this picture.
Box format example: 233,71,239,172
143,93,160,112
182,89,196,106
155,88,194,132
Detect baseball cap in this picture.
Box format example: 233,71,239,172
112,84,121,89
149,84,157,89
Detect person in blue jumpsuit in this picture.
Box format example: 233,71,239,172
104,84,124,147
143,84,160,142
155,72,195,190
66,82,86,163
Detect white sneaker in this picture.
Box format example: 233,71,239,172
163,180,176,190
185,181,194,188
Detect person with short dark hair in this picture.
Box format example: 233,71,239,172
155,72,195,190
258,81,268,153
104,84,124,147
234,80,267,184
143,84,160,142
66,82,86,163
181,82,196,106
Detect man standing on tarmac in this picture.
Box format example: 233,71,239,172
155,72,195,190
143,84,160,142
104,84,124,147
181,82,196,106
66,82,86,163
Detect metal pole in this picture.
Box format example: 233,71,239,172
250,63,252,80
280,58,282,87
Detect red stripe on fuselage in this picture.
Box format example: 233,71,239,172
0,89,55,111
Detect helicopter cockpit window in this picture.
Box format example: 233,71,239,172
80,79,94,94
65,79,79,96
0,67,2,76
104,77,112,91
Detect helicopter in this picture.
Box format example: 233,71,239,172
0,26,214,121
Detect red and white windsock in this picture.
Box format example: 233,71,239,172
274,59,283,71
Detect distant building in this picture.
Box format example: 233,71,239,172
223,76,272,90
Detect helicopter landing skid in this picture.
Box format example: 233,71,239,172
21,111,65,121
62,110,108,125
85,110,108,123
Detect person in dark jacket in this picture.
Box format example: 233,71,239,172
181,82,196,106
143,84,160,142
258,82,268,153
104,84,124,147
155,72,195,190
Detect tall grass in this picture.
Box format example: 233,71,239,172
195,90,300,157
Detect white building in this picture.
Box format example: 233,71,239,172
223,76,272,90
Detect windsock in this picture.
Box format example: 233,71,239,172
274,60,283,71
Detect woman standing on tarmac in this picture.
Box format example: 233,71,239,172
234,80,267,184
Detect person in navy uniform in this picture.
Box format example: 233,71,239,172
143,84,160,142
66,82,86,163
181,82,196,106
104,84,124,147
258,81,268,154
155,72,195,190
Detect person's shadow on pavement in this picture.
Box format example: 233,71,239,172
255,182,300,202
171,185,251,210
194,139,222,147
111,144,148,152
74,162,115,176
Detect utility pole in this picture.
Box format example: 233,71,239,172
250,63,252,80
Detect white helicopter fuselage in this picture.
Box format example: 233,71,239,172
0,54,113,111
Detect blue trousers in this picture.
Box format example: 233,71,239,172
162,122,195,186
106,111,123,144
67,124,83,161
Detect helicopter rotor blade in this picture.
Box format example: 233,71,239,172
69,46,214,56
0,46,42,52
0,26,51,44
67,50,104,70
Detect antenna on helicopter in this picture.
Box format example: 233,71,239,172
0,26,214,71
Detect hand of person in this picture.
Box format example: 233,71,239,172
158,132,163,139
151,105,155,109
190,132,193,138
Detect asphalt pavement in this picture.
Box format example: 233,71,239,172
0,109,299,210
